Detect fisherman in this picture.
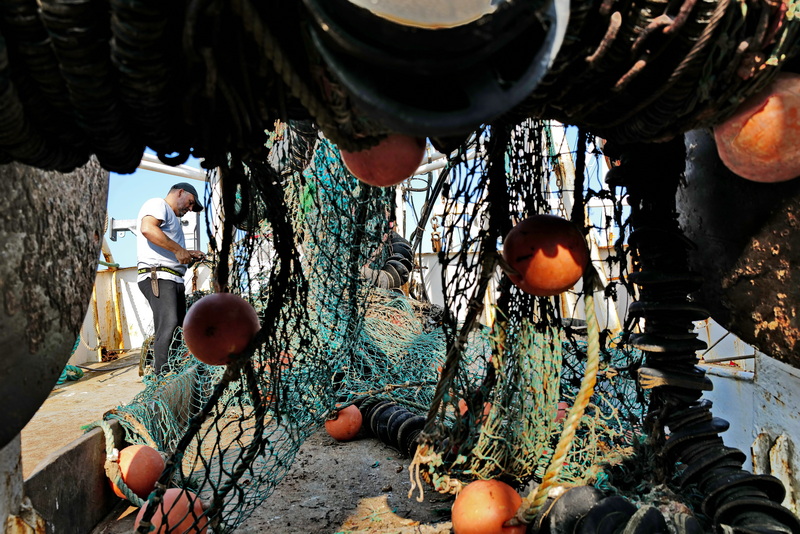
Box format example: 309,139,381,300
137,182,205,375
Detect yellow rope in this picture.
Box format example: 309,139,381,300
508,289,600,525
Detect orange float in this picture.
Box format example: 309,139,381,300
134,488,208,533
340,134,426,187
111,444,164,500
324,404,363,441
183,293,260,366
714,72,800,183
451,479,526,534
502,214,589,296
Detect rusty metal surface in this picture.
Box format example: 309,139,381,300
5,496,46,534
752,354,800,514
5,514,45,534
0,436,23,524
0,158,109,449
677,130,800,369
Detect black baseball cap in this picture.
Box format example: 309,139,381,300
172,182,204,212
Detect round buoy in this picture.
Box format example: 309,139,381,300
324,404,363,441
502,214,589,296
183,293,260,366
111,444,164,500
451,479,526,534
340,134,426,187
714,72,800,183
134,488,208,533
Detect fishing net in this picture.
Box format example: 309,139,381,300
403,122,647,513
105,119,651,532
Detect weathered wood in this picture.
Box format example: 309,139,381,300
678,130,800,368
0,158,109,448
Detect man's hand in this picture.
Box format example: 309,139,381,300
187,250,205,266
175,248,192,264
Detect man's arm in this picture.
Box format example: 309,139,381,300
140,215,200,265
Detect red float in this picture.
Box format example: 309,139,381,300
340,134,426,187
502,214,589,296
183,293,260,366
714,72,800,183
451,479,526,534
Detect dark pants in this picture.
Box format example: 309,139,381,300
138,278,186,375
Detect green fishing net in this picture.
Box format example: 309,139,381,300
106,119,646,532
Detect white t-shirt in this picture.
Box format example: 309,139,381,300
136,198,186,284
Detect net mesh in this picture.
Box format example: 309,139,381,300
107,119,650,532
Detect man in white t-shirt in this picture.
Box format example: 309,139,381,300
137,182,205,375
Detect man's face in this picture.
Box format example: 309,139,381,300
177,189,198,216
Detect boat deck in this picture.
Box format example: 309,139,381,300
20,350,145,479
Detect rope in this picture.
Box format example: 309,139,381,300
77,333,101,352
407,442,463,502
56,365,84,385
606,0,734,133
508,284,601,526
228,0,367,153
82,419,146,508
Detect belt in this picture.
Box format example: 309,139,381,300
139,266,184,298
138,266,184,277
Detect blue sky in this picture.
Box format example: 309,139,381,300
104,153,208,268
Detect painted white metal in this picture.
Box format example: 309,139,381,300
702,364,756,472
701,350,800,516
752,432,798,512
68,264,214,365
770,435,796,511
137,153,208,182
753,432,771,475
697,318,756,372
346,0,497,28
753,354,800,512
